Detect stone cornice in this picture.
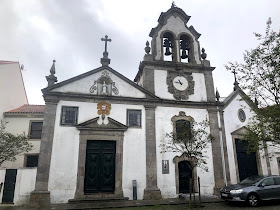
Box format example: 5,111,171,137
43,91,223,109
135,61,215,82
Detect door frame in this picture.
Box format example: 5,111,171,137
173,155,197,194
75,117,127,199
75,130,124,199
231,127,263,183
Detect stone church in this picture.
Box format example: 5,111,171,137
1,5,278,205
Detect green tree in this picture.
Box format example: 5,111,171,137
160,119,213,204
225,19,280,153
0,120,33,166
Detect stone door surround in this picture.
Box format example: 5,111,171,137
75,117,127,199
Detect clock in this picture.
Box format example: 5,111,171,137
166,71,195,100
173,76,188,91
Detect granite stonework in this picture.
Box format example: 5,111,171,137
143,105,162,200
74,117,127,199
208,108,225,194
218,108,231,184
30,100,58,205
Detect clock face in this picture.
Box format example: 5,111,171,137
173,76,188,91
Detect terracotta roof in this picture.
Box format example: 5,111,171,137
0,60,18,64
5,104,45,114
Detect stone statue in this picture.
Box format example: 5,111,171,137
101,81,107,95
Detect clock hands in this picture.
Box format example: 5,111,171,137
175,79,182,85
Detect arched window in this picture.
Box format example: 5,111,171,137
162,32,175,61
179,34,194,63
175,119,192,141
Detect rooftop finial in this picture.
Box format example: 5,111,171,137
145,41,151,54
216,88,220,102
46,59,57,87
171,1,176,8
201,48,207,60
232,69,239,91
50,60,56,75
100,35,112,66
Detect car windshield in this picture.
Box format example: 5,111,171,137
240,176,264,185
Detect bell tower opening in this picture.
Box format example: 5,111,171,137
162,32,175,62
179,34,194,63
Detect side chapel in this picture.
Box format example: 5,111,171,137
1,4,276,205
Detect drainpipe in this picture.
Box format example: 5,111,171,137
217,107,227,186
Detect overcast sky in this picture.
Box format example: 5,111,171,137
1,0,280,105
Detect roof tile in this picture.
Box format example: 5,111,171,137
6,104,45,114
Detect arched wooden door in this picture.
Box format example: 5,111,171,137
178,161,192,193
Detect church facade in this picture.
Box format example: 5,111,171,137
1,5,278,205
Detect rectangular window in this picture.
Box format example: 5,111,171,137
127,110,141,127
29,122,43,139
25,154,39,167
60,106,78,125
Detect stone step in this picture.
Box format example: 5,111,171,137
68,197,129,204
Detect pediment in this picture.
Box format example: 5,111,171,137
76,117,128,131
42,66,157,99
231,126,248,135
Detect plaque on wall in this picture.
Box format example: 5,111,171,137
162,160,169,174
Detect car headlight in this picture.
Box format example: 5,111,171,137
230,189,243,194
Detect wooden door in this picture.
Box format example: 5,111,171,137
235,139,258,181
84,141,116,193
179,161,192,193
2,169,17,204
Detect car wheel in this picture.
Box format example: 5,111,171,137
246,193,259,207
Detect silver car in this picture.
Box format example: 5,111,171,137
220,175,280,207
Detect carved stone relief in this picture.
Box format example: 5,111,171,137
89,70,119,95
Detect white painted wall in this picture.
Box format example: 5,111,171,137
265,143,280,175
51,70,146,98
13,168,37,205
154,15,201,64
49,100,146,203
0,63,28,121
155,107,215,197
223,93,268,184
154,70,207,102
1,116,42,169
0,168,36,205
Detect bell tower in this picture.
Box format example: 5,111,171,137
135,4,226,196
135,4,215,102
149,6,202,64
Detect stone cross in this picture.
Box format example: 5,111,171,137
231,69,238,82
231,69,239,91
101,35,112,54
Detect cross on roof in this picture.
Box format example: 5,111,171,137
101,35,111,53
100,35,112,66
231,69,239,91
231,69,237,82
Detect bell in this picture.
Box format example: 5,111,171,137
181,50,188,59
165,47,172,56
